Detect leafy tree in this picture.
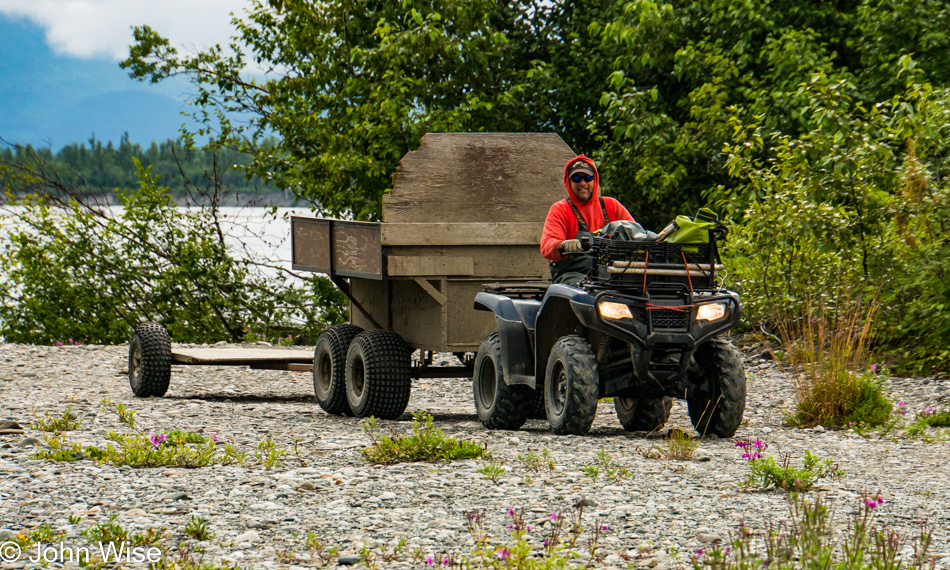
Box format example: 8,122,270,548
121,0,547,220
0,156,346,345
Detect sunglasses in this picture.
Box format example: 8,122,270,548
570,173,594,183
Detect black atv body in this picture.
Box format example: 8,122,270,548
472,229,746,436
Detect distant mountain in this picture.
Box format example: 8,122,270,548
0,15,201,150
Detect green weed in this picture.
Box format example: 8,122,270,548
32,405,83,432
737,441,843,491
907,408,950,438
360,411,490,464
184,516,213,541
477,460,506,483
653,428,699,460
583,449,630,481
30,402,285,469
516,449,556,473
691,492,935,569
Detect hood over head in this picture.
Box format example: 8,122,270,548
563,154,600,204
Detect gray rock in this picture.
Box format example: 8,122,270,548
234,530,260,544
246,519,277,529
697,532,723,544
294,481,316,492
18,437,42,447
573,497,597,508
165,492,191,501
0,529,18,540
0,420,24,434
337,555,361,566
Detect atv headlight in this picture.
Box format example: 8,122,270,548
599,301,633,320
696,303,726,322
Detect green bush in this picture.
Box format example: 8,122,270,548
0,158,346,345
780,301,892,428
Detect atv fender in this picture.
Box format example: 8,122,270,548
534,285,600,390
474,292,539,388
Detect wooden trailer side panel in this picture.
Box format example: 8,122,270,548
382,133,575,223
386,245,548,281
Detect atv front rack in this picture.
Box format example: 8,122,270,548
588,230,723,291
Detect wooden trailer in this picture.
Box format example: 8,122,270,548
291,133,575,419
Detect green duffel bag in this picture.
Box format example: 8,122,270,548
668,208,719,243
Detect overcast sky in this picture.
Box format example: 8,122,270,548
0,0,251,60
0,1,258,147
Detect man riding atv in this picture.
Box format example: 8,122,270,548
473,154,745,437
540,155,635,285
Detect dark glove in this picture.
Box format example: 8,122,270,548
558,239,582,254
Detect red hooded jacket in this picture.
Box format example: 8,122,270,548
540,155,634,261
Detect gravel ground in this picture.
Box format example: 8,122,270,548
1,341,949,569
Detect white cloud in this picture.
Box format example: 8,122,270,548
0,0,252,60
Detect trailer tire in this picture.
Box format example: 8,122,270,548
345,330,412,420
128,322,171,398
313,323,364,416
614,396,673,432
545,335,599,435
687,338,746,438
473,333,532,430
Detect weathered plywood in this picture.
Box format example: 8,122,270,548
331,222,383,279
171,348,314,365
386,255,474,277
390,278,446,349
387,245,549,281
382,133,575,223
381,222,545,246
350,279,391,330
291,217,331,273
446,279,505,350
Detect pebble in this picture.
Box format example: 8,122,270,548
0,343,947,569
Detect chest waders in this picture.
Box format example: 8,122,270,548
550,197,608,284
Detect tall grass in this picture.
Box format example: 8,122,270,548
780,300,891,427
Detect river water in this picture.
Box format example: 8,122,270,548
0,205,320,279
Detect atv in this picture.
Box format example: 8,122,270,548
472,221,745,437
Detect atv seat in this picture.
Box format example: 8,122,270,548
481,281,550,301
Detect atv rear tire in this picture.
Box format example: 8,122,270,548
473,333,532,430
128,323,171,397
544,335,599,435
687,338,746,437
526,390,546,420
313,323,363,416
345,329,412,420
615,396,673,432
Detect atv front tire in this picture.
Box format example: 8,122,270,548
544,335,599,435
313,323,363,415
473,333,532,430
615,396,673,432
345,329,412,420
687,338,746,437
128,322,171,397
